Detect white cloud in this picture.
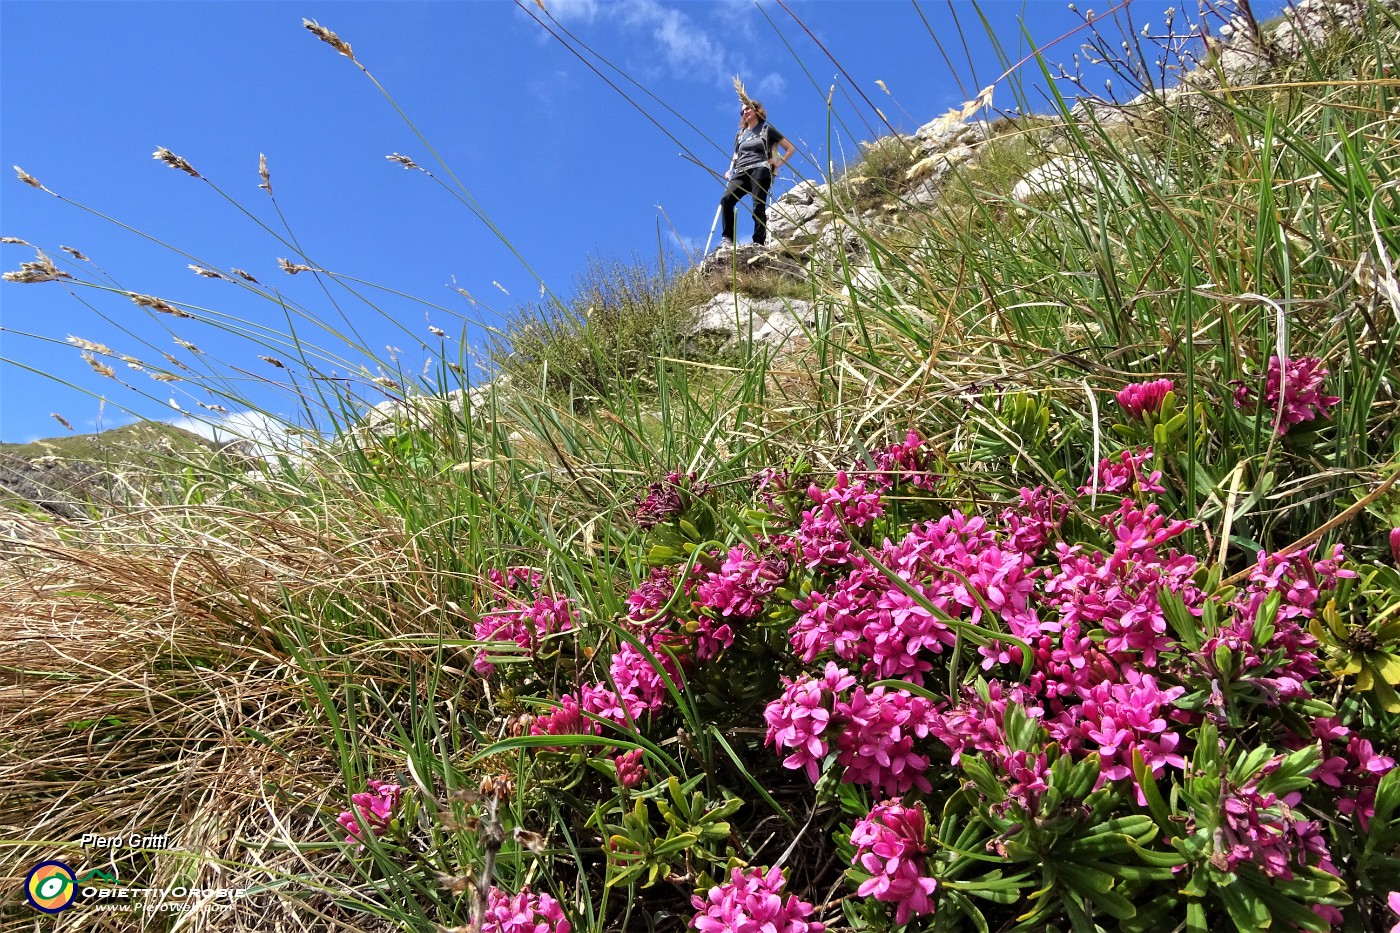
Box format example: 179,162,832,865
643,4,718,72
537,0,791,103
168,409,308,461
754,72,787,98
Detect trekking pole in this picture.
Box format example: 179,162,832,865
703,154,737,255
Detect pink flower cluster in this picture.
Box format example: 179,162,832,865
1234,355,1340,435
528,548,767,747
1116,378,1175,420
1310,718,1396,829
635,469,710,529
695,545,785,620
1056,672,1187,794
763,663,854,781
1080,447,1166,497
1211,757,1336,882
690,866,824,933
336,779,401,845
796,472,883,569
473,594,577,676
850,800,937,925
765,665,935,796
480,885,571,933
613,748,647,788
867,430,941,491
790,510,1041,681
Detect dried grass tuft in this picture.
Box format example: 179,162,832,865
0,506,425,932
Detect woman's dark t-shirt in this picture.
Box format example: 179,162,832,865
734,123,785,172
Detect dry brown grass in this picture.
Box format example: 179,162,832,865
0,503,464,932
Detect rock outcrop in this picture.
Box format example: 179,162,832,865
684,291,818,353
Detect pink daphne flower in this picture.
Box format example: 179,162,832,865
833,685,936,795
613,748,647,788
1233,355,1340,435
480,885,571,933
336,779,401,844
695,545,785,619
1080,447,1166,498
472,595,576,676
1387,892,1400,933
690,866,824,933
764,663,856,782
530,693,600,741
1116,378,1174,421
850,800,937,926
867,430,940,492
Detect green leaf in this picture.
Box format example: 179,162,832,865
1061,832,1136,859
1132,749,1175,835
653,831,699,857
1186,898,1209,933
1218,881,1271,931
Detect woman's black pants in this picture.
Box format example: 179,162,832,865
720,166,773,246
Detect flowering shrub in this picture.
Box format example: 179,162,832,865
1116,377,1175,420
849,800,937,925
336,779,401,845
689,866,823,933
480,885,572,933
1234,355,1340,434
446,428,1398,932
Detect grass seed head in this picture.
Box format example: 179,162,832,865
259,355,286,368
258,153,271,191
60,246,89,261
230,267,259,282
67,335,113,354
278,258,314,274
387,152,421,170
128,292,191,317
13,165,42,188
4,251,72,283
303,19,355,60
153,147,200,178
188,264,226,278
1,236,33,245
82,351,116,378
49,412,73,431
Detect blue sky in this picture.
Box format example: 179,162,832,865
0,0,1282,444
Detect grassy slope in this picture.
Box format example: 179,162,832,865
4,4,1400,932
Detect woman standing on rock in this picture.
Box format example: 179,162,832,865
718,97,795,251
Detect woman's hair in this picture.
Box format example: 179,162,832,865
738,100,766,128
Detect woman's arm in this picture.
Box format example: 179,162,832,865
770,137,796,171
